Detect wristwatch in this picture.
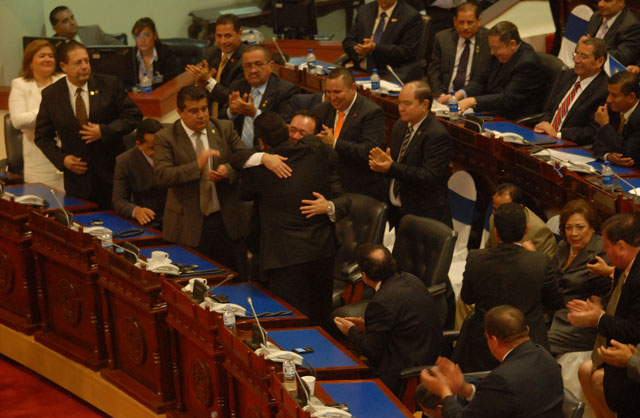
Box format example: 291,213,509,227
327,203,335,217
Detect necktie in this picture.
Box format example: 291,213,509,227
452,39,471,91
597,21,609,39
393,125,414,197
241,89,261,147
75,88,88,127
373,12,387,45
194,131,215,216
552,81,581,131
334,111,345,139
212,54,230,117
591,271,626,368
618,114,626,135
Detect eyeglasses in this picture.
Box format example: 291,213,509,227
242,62,267,70
572,52,592,60
135,33,152,40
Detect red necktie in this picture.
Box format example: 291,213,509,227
552,81,580,131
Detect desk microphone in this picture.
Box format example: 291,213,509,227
571,161,640,202
385,65,405,86
272,37,288,64
209,274,234,294
247,296,268,346
50,189,72,227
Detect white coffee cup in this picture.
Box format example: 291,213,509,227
150,250,169,263
302,375,316,396
315,64,324,75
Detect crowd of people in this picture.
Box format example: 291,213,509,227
6,1,640,417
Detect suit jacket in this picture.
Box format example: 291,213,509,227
541,69,609,146
427,27,491,96
443,340,564,418
76,25,122,45
112,147,166,224
134,41,178,87
458,243,564,372
586,8,640,66
464,41,545,120
594,103,640,168
347,272,443,397
223,73,298,143
35,74,142,200
342,1,423,81
628,343,640,383
204,43,247,117
239,137,340,271
485,207,557,258
386,113,452,226
154,118,249,247
313,95,386,201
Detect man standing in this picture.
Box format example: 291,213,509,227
585,0,640,66
594,70,640,168
35,40,142,208
534,38,609,146
49,6,122,45
334,244,443,397
428,2,490,97
368,81,452,227
342,0,423,81
421,305,564,418
186,14,247,118
314,68,386,201
223,45,297,148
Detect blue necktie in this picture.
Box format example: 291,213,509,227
241,89,261,147
373,12,387,45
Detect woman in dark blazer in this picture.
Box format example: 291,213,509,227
132,17,177,87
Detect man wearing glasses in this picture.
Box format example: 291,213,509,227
223,45,298,148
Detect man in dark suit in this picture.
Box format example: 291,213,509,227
112,118,166,230
585,0,640,66
568,213,640,418
222,45,297,148
49,6,122,45
421,305,564,418
447,21,545,120
239,112,348,326
35,40,142,209
314,68,386,201
342,0,423,82
368,80,452,227
594,70,640,168
534,37,609,146
458,202,564,372
186,14,247,118
428,2,490,97
334,244,443,397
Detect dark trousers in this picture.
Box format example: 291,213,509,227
264,256,334,329
196,212,240,275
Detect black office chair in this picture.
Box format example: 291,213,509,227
160,38,209,71
108,32,128,45
1,114,24,176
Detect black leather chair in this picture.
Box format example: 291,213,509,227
108,32,128,45
160,38,209,72
1,114,24,176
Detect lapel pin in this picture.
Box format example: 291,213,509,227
89,90,98,96
353,113,357,118
211,128,216,135
391,18,398,23
262,100,268,108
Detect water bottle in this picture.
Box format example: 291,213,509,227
100,229,113,248
140,72,153,93
306,48,316,75
602,161,614,192
448,90,459,122
223,307,237,335
370,69,381,95
247,30,257,45
282,354,297,396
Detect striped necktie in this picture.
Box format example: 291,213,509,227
552,81,580,131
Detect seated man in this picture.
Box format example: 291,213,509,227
334,244,443,397
421,305,564,418
585,0,640,67
112,118,166,230
428,2,490,97
534,37,609,146
49,5,122,45
594,70,640,168
342,0,423,82
444,21,545,120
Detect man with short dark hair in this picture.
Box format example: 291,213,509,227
334,243,442,397
421,305,564,418
49,5,122,45
594,70,640,168
35,40,142,208
585,0,640,66
534,38,609,145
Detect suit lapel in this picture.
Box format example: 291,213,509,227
87,76,99,122
258,75,276,110
605,9,625,42
56,80,80,130
175,121,198,162
447,31,459,76
205,121,222,169
339,95,362,139
381,4,402,43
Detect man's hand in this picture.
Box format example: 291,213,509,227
63,155,88,174
598,339,637,368
521,240,536,252
228,91,257,117
534,121,558,137
595,104,610,127
133,207,156,225
79,122,102,144
334,317,356,335
627,65,640,74
207,164,228,182
434,357,467,396
607,152,635,167
567,295,605,327
354,38,375,57
300,192,330,218
197,149,220,170
262,153,292,178
317,124,336,147
420,367,455,400
458,97,476,113
587,255,615,277
368,147,393,173
185,60,216,87
344,316,365,332
437,94,452,104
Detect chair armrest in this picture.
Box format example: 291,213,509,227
515,113,544,127
334,53,350,67
339,262,363,285
443,330,460,343
427,282,447,296
400,365,431,379
464,371,491,380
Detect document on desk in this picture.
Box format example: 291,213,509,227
531,148,596,173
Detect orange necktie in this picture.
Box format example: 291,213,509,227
334,111,345,138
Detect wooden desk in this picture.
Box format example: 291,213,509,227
128,72,193,118
73,210,163,246
139,244,235,280
265,40,345,63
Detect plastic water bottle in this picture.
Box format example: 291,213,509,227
602,161,614,192
140,72,153,93
282,354,297,396
306,48,316,75
247,30,257,45
100,229,113,248
223,307,237,335
370,69,381,95
448,90,459,121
